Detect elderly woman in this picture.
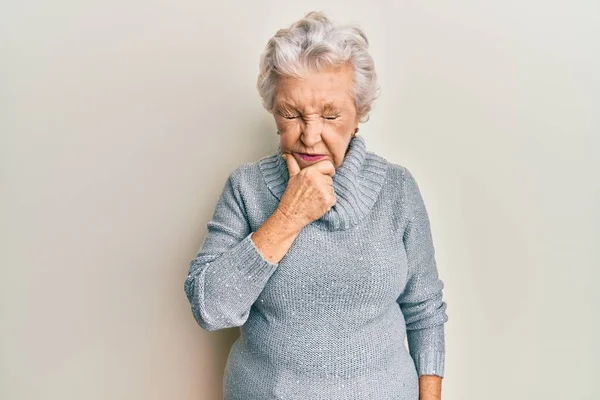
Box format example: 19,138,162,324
184,11,448,400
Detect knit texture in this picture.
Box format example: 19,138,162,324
184,135,448,400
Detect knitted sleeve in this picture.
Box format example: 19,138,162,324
396,167,449,378
184,168,279,331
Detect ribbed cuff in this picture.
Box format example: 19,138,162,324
413,351,445,378
230,232,279,288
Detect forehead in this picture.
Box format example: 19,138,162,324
274,65,354,109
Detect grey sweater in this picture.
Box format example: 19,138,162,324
184,135,449,400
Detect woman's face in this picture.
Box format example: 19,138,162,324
272,64,359,170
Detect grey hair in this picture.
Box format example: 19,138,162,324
256,11,380,123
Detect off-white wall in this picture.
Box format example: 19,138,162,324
1,1,598,399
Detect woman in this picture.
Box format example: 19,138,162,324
184,11,448,400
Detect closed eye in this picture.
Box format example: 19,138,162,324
284,115,301,119
323,115,339,120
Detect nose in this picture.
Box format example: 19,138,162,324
300,119,323,147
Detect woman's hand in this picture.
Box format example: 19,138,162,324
276,153,336,229
419,375,442,400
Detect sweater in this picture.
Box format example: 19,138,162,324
184,135,449,400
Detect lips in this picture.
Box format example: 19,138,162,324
298,153,325,161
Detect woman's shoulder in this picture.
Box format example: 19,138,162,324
225,160,262,189
366,150,427,205
223,151,279,197
365,150,411,184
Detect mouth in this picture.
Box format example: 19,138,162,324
297,153,325,161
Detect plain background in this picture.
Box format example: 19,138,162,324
1,1,598,399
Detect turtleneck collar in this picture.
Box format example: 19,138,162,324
258,135,389,231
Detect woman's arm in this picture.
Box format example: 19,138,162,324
396,167,449,384
251,207,303,264
184,168,301,331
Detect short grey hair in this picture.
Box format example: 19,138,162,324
256,11,380,123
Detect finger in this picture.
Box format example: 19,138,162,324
321,175,334,190
311,159,336,177
283,153,301,176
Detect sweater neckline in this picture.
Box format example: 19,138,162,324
258,135,389,231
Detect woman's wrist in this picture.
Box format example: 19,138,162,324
273,206,306,233
250,208,304,264
418,375,442,400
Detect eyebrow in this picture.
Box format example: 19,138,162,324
322,103,341,113
275,102,296,111
275,102,341,112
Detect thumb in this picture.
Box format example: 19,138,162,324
283,153,301,176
